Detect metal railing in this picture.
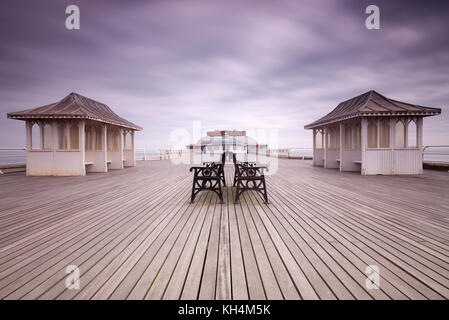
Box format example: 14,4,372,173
1,145,448,166
266,148,313,160
135,148,187,161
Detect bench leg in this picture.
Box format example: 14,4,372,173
261,177,268,203
190,177,197,203
234,181,241,203
221,170,226,186
218,179,223,202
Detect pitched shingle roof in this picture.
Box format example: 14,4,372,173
7,92,142,130
304,90,441,129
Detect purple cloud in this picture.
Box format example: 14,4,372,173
1,0,448,149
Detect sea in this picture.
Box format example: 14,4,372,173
1,147,448,166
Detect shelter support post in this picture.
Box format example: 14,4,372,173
324,127,328,169
25,121,32,150
361,118,368,175
80,120,86,176
417,117,424,174
312,129,316,166
339,123,343,171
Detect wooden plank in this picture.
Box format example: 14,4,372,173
215,186,231,300
0,159,448,300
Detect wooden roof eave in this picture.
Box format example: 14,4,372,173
7,113,143,131
304,110,441,130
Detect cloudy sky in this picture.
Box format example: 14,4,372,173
1,0,448,148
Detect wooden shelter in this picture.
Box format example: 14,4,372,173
304,90,441,175
7,92,142,176
187,130,267,153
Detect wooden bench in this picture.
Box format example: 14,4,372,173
354,160,362,165
232,153,256,186
203,152,226,186
189,163,223,203
233,153,268,203
84,161,94,166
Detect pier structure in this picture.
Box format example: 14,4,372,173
7,93,142,176
305,90,441,175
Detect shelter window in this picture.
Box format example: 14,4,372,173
354,125,361,149
85,126,102,151
379,120,390,148
407,120,417,148
344,126,352,149
108,128,119,151
43,123,53,150
315,131,323,149
31,123,41,150
85,127,92,150
328,127,340,149
124,132,133,150
94,126,102,150
58,123,68,150
395,120,405,148
70,124,79,150
367,122,377,148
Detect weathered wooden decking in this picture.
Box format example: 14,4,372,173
0,159,449,300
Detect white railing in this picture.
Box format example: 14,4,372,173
1,146,448,166
266,147,313,160
134,148,187,161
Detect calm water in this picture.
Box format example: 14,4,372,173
423,147,449,163
0,150,26,165
289,148,313,157
1,147,448,166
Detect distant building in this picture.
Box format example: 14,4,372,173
187,130,267,153
7,92,142,176
304,90,441,175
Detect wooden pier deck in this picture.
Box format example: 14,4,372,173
0,159,449,300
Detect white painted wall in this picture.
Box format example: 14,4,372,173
394,149,422,174
123,150,135,167
364,149,422,175
340,150,362,172
324,149,339,169
85,150,107,173
108,151,123,169
23,120,138,176
361,116,424,175
313,149,324,166
26,120,86,176
27,149,85,176
26,151,54,176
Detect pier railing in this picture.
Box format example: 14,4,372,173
1,146,448,166
423,145,449,166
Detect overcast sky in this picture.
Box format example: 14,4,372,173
1,0,448,148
